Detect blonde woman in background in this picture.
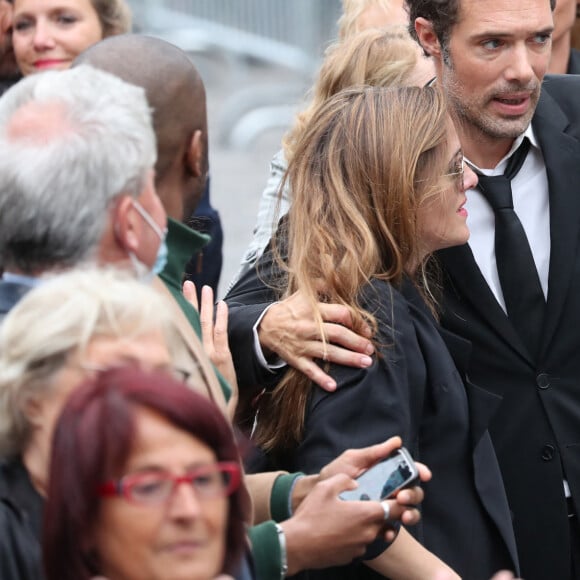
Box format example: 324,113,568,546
12,0,130,76
235,26,434,276
337,0,408,37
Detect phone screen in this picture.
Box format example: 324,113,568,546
339,449,417,502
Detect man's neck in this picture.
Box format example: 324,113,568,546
457,123,517,169
549,33,572,75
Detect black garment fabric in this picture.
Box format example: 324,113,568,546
567,48,580,74
0,457,44,580
185,178,223,301
227,253,519,579
0,279,31,323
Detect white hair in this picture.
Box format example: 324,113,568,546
0,267,175,457
0,65,156,273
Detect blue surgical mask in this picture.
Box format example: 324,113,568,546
153,237,168,275
130,199,168,280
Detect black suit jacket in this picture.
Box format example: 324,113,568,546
437,74,580,580
567,48,580,75
227,265,519,577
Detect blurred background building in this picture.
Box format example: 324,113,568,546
127,0,342,296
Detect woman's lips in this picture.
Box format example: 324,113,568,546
33,59,68,70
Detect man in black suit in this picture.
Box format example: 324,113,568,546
226,0,580,578
407,0,580,578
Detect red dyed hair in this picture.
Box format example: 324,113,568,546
43,366,248,580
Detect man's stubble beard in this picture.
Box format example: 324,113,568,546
441,50,541,143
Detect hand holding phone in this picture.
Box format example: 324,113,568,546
338,447,420,502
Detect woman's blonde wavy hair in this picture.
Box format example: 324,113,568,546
91,0,132,37
282,26,421,163
257,86,451,452
338,0,398,39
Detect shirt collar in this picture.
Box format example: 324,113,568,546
1,272,42,288
160,217,210,287
466,124,538,176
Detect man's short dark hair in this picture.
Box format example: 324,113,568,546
406,0,556,51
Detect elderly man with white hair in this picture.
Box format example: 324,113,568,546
0,64,163,320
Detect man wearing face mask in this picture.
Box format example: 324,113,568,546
0,64,166,318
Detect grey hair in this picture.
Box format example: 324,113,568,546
0,267,176,457
0,65,156,273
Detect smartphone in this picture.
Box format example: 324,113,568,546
339,447,420,502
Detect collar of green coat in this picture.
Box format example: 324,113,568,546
161,217,210,290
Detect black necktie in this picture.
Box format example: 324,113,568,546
475,139,545,359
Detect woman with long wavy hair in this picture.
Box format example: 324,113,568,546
251,86,519,579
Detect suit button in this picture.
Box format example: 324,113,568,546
536,373,550,389
541,444,556,461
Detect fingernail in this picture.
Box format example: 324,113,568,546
325,380,337,391
360,355,373,367
365,344,375,355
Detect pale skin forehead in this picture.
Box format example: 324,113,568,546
453,0,554,39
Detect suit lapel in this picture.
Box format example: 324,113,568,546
438,244,532,363
532,87,580,352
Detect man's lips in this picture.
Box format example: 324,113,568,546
491,92,534,115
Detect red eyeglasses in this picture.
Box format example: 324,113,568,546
98,462,241,505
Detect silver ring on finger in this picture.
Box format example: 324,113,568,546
381,500,391,522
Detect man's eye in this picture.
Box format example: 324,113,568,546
532,33,551,45
482,39,502,50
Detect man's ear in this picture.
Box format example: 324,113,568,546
112,195,140,254
186,129,204,178
415,17,443,59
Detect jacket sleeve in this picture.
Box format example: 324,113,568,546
244,471,301,524
294,282,419,474
226,241,287,392
239,149,290,269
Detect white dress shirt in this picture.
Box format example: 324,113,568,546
465,125,551,310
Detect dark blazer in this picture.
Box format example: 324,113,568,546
0,458,44,580
227,270,519,578
567,48,580,75
0,279,31,323
437,73,580,580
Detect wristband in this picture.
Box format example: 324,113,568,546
274,523,288,578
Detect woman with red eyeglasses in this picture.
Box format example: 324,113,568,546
42,366,249,580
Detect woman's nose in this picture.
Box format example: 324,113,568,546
32,21,56,51
463,163,478,192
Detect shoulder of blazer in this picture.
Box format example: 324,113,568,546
539,74,580,132
567,48,580,75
